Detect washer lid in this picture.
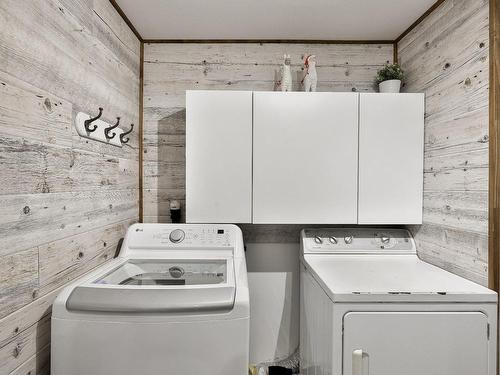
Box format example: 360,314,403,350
303,254,497,303
95,259,228,286
66,258,236,313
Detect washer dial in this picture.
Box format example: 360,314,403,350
169,229,185,243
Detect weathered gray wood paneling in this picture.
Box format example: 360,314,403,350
0,137,138,195
0,0,140,372
399,0,489,286
143,43,393,225
0,190,138,257
0,0,139,124
0,314,51,374
38,219,133,295
0,287,59,349
9,344,50,375
0,250,38,322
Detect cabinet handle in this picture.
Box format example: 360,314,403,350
352,349,368,375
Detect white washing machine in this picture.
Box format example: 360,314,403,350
51,223,249,375
300,228,497,375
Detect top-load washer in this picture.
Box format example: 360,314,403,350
300,228,497,375
51,223,249,375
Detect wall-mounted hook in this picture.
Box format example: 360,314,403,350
84,107,103,133
120,124,134,144
105,117,120,140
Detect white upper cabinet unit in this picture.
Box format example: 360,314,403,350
186,90,253,223
253,92,359,224
358,93,424,224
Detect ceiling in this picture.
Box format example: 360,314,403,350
115,0,437,41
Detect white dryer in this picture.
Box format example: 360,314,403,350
51,224,249,375
300,228,497,375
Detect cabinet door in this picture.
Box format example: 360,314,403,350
253,92,359,224
343,312,489,375
186,90,252,223
358,93,424,224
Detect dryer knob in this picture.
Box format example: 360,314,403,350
169,229,185,243
329,236,338,244
314,236,323,244
344,236,353,244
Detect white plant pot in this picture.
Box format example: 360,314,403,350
379,79,401,93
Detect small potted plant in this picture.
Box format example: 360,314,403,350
376,63,404,93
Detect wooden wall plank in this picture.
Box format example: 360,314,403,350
0,69,138,162
424,148,489,191
143,42,393,224
0,0,139,124
0,314,50,374
0,288,59,349
0,137,138,195
409,223,488,285
0,72,72,148
93,0,141,73
0,250,38,321
0,0,140,371
9,344,50,375
143,189,185,220
398,0,489,285
423,109,488,156
0,189,138,257
38,219,133,295
144,43,393,65
422,191,488,233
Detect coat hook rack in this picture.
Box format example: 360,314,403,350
120,124,134,144
84,107,103,133
105,117,120,140
75,108,125,147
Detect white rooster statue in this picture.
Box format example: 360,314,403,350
303,54,317,92
280,54,293,92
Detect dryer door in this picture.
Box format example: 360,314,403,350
343,311,489,375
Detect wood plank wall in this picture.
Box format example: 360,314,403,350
143,43,393,230
398,0,490,285
0,0,141,373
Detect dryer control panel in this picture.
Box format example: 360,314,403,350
302,228,416,254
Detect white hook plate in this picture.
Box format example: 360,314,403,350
75,112,124,147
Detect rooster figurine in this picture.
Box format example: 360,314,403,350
280,54,293,92
303,54,317,92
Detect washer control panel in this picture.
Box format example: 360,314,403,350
302,228,415,254
127,224,235,249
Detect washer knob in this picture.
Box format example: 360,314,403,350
314,236,323,244
169,266,185,278
169,229,185,243
329,236,338,244
381,235,391,244
344,236,353,244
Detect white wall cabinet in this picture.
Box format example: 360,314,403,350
186,90,253,223
186,91,424,224
358,93,424,224
253,92,359,224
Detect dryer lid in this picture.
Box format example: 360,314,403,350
302,254,497,303
66,258,236,313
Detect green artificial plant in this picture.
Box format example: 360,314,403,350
375,63,404,84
